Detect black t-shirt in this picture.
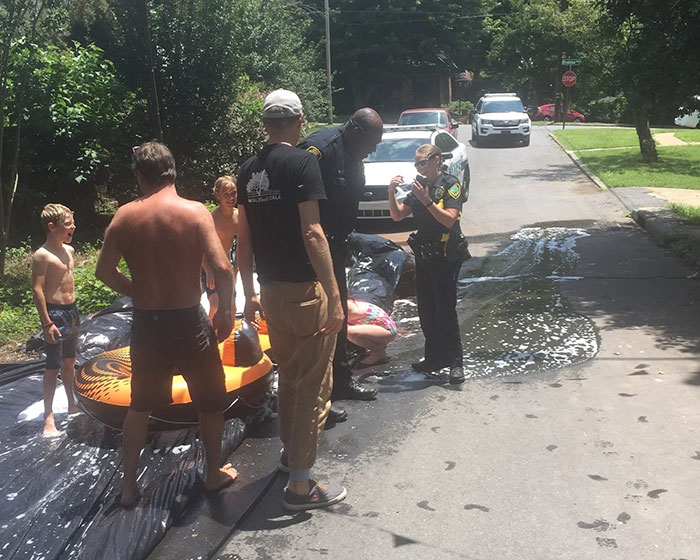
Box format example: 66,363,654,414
407,173,466,244
237,144,327,284
298,126,365,239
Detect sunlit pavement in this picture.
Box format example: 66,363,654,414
212,126,700,560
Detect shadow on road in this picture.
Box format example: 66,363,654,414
561,227,700,364
505,164,585,182
469,138,527,149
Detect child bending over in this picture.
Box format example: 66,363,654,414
347,299,397,367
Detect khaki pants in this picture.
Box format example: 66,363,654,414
261,280,335,471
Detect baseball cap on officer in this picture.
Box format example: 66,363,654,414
262,89,303,119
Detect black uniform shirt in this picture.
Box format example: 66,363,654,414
298,126,365,239
407,172,466,244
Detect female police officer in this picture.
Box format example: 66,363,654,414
388,144,469,384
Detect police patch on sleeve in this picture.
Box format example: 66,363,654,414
448,183,461,199
306,145,322,159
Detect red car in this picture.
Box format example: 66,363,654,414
531,104,585,123
397,108,460,136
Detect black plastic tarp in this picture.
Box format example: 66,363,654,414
0,368,252,560
0,299,262,560
346,232,411,312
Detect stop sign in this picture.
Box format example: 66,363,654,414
562,71,577,87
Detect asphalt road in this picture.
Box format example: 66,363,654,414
214,126,700,560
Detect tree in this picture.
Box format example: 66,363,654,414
81,0,327,198
602,0,700,162
0,0,63,278
309,0,491,112
485,0,616,111
15,42,135,217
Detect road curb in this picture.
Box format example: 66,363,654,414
548,131,608,191
548,130,700,269
632,207,700,243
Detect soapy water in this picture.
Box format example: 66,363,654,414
377,227,597,382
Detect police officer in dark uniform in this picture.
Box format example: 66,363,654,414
388,143,469,384
298,108,384,414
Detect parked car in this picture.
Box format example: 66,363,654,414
471,93,531,147
397,108,460,136
531,104,586,123
675,96,700,128
359,127,470,220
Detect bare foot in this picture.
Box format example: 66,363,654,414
120,487,141,509
44,414,60,437
43,425,61,437
204,463,239,495
68,405,81,415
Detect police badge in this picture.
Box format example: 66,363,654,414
433,185,445,200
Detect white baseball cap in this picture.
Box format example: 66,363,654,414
262,89,303,119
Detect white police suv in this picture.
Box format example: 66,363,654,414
471,93,531,147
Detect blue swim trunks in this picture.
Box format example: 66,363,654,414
45,302,80,369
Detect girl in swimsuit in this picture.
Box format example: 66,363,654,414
346,299,397,367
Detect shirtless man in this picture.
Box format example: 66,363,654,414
202,176,238,319
31,204,81,436
96,141,237,508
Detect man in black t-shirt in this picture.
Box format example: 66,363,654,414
237,89,347,511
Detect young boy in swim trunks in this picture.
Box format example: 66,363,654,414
202,176,238,319
31,203,81,436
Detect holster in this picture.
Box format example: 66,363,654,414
446,232,472,262
407,233,446,262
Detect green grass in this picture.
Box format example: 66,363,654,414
674,129,700,143
553,128,645,150
576,145,700,189
669,203,700,224
552,127,681,151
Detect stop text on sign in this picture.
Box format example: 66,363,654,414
562,71,577,87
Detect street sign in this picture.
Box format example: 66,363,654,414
562,58,581,66
562,71,577,87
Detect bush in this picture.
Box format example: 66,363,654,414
73,245,129,313
0,306,39,346
446,100,474,120
583,95,632,124
73,265,119,314
0,242,35,308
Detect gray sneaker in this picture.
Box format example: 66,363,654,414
449,366,465,384
283,481,347,511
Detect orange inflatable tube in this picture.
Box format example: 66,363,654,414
74,320,274,430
